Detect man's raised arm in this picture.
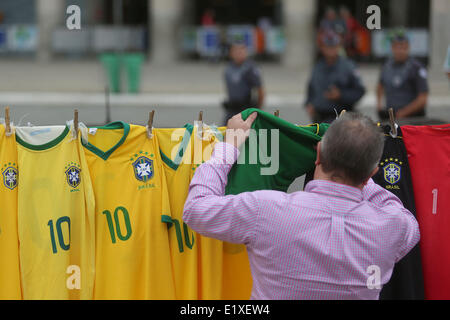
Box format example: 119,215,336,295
183,113,259,245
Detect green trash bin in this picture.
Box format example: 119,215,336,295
100,53,122,93
123,53,145,93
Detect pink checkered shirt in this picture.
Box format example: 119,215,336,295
183,142,420,300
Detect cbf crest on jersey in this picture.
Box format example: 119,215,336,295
130,151,154,182
65,162,81,189
380,158,402,189
2,162,18,190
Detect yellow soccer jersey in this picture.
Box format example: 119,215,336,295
82,122,175,299
191,125,253,300
0,124,22,299
156,123,227,299
15,125,95,300
221,241,252,300
155,124,199,299
190,124,225,299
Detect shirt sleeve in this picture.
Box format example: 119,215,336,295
183,142,260,245
304,78,314,107
362,178,420,262
413,64,429,94
339,67,366,106
248,65,263,88
378,66,385,86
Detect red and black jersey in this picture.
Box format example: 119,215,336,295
402,124,450,299
372,125,424,300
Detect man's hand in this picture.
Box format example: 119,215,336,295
225,112,257,149
395,109,407,119
324,85,341,101
395,92,428,119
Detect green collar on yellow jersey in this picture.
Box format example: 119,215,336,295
82,121,130,160
159,124,194,171
16,125,70,151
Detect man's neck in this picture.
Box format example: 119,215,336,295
314,170,363,190
324,56,339,66
393,57,408,65
233,60,246,67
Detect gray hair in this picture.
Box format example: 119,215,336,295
319,112,384,185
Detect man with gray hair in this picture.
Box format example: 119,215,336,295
318,112,385,187
183,111,420,299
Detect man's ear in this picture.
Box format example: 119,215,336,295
362,166,379,186
315,142,321,166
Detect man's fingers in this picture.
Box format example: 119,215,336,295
227,113,240,126
244,112,257,127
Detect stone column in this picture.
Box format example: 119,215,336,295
429,0,450,74
389,0,408,27
36,0,65,61
282,0,316,70
149,0,182,64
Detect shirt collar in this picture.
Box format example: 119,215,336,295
305,179,363,203
391,57,410,67
321,56,341,67
231,60,248,68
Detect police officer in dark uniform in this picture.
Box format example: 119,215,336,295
305,30,366,123
377,31,429,120
223,41,264,125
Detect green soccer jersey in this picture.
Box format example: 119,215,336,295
225,108,329,194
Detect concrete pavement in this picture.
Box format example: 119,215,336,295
1,60,449,94
0,61,449,127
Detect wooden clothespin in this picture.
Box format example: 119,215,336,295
147,110,155,139
5,106,11,135
198,111,203,139
273,110,280,117
388,108,398,137
74,109,79,139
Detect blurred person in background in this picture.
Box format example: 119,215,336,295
445,45,450,81
305,31,366,123
201,9,216,26
339,6,363,58
319,7,346,38
255,17,272,56
222,41,264,125
377,31,429,120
